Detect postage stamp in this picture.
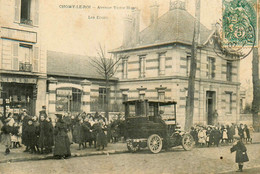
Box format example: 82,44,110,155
222,0,258,48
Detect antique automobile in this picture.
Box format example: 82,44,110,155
123,99,194,153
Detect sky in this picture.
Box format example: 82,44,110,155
41,0,223,55
41,0,254,89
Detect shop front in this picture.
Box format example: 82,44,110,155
0,75,37,117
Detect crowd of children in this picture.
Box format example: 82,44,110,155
1,109,255,157
0,109,124,155
190,123,253,147
0,110,54,155
63,111,108,151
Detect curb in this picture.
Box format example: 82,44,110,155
1,141,259,164
0,149,129,164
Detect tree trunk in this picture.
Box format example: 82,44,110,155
105,78,109,122
252,47,260,131
185,0,200,131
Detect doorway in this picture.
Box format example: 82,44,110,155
206,91,216,125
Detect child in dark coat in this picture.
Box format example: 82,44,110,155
230,136,249,172
24,119,37,154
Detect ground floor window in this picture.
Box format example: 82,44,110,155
99,88,108,111
56,87,81,112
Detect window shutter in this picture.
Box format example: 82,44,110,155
14,0,21,23
34,0,39,26
33,46,39,72
12,43,19,70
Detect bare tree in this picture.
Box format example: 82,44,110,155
91,44,125,120
185,0,201,131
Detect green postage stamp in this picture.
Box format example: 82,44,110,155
222,0,258,48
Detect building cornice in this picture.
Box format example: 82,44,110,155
110,41,205,53
118,76,240,86
0,69,45,77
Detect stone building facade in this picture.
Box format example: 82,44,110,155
111,1,241,127
0,0,46,116
46,51,118,117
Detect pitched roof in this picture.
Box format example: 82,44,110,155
112,9,212,52
47,51,117,80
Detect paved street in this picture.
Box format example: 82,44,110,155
0,143,260,174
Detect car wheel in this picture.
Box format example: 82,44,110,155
147,134,162,154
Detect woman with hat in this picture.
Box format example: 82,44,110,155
53,114,71,159
230,135,249,172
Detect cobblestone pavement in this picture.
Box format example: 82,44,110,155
0,142,260,174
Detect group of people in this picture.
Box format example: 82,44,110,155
63,112,109,151
190,123,253,147
0,108,124,158
189,123,251,172
0,109,54,155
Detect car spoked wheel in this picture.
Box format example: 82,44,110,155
182,133,194,151
127,140,140,153
147,134,162,154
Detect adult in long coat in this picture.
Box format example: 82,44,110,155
244,124,251,143
228,124,235,143
83,117,92,147
38,115,47,153
53,114,71,158
21,111,31,152
91,119,100,148
72,117,85,149
213,128,221,147
230,136,249,172
45,117,54,153
95,119,107,150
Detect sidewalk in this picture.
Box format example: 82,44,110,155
0,142,128,164
1,132,260,164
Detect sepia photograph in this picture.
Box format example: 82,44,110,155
0,0,259,173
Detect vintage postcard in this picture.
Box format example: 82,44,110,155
0,0,260,173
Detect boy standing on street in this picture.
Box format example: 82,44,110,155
230,136,249,172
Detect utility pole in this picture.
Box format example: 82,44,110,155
252,5,260,132
185,0,201,131
252,47,260,131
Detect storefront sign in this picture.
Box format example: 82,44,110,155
1,77,37,84
57,89,72,96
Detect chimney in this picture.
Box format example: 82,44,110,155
122,14,133,47
132,8,140,45
150,3,159,24
169,0,186,11
122,8,140,47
